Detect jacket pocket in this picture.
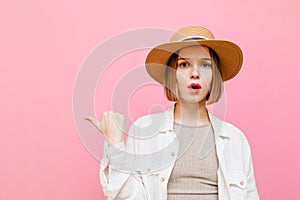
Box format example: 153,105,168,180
227,173,247,200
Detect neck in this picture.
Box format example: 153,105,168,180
174,100,210,126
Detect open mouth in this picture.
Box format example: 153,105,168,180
188,83,201,89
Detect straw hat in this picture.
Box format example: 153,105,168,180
145,26,243,84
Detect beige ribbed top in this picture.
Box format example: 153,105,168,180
167,122,219,200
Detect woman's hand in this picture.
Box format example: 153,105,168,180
85,110,125,146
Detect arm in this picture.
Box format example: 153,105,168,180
99,132,148,199
86,111,148,199
245,145,260,199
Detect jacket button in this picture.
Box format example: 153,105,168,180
240,181,244,185
171,152,175,156
160,177,165,182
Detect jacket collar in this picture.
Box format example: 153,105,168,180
158,103,230,139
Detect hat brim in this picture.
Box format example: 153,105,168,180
145,40,243,84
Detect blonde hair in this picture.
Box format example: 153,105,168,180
164,47,223,105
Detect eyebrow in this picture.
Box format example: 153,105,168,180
177,57,212,61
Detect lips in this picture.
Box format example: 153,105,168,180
188,83,201,89
188,83,202,93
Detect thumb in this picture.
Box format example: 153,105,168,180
84,116,104,133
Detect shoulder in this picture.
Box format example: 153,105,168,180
209,113,252,152
126,110,170,153
224,121,249,142
130,105,172,131
133,111,166,126
128,110,169,139
209,112,248,142
220,119,252,157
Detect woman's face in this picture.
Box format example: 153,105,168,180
176,45,213,103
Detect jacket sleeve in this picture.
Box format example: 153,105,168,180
99,132,148,199
245,145,260,199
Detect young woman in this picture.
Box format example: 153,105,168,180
86,26,260,200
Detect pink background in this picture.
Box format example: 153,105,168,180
1,0,300,199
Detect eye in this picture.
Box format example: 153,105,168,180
201,62,212,68
178,61,190,68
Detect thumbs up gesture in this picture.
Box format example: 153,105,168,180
85,110,125,146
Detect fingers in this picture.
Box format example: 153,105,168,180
85,110,126,145
102,111,109,134
113,112,126,132
84,111,123,132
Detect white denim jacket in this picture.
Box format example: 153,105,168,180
99,104,260,200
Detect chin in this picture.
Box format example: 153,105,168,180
180,97,207,104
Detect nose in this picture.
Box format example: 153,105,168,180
190,66,200,79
